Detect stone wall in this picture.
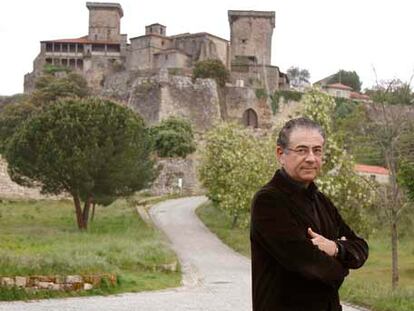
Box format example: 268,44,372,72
0,274,117,292
0,157,55,200
230,64,280,93
225,86,273,129
103,69,222,132
150,156,202,196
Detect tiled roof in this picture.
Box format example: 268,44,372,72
326,83,353,90
41,36,121,45
355,164,389,175
350,92,370,100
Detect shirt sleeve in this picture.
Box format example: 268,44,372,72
251,190,349,288
333,207,369,269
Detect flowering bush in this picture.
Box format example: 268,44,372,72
303,89,374,236
198,122,276,227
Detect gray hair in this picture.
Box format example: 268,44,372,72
277,117,325,148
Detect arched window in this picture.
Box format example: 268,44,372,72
242,108,258,128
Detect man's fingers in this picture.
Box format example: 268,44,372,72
308,227,319,238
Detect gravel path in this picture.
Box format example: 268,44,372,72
0,196,365,311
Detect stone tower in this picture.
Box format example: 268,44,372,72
228,10,275,65
86,2,123,42
145,23,167,36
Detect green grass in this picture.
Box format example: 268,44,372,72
196,201,414,311
0,197,181,300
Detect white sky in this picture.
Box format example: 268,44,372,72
1,0,414,95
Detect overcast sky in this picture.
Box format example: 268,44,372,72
1,0,414,95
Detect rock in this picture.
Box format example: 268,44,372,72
38,281,53,289
65,275,82,284
50,283,62,291
83,275,101,286
72,282,83,291
1,277,14,286
84,283,93,290
161,261,178,272
55,275,65,284
14,276,27,287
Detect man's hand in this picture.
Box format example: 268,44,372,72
308,228,338,257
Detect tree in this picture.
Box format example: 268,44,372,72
31,71,90,106
399,161,414,202
192,59,230,87
150,116,196,158
0,100,38,153
334,104,384,166
328,70,362,92
365,79,414,106
302,89,374,236
0,69,90,155
286,66,310,88
199,122,276,227
359,100,412,290
5,97,155,230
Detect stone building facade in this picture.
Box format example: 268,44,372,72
24,2,127,92
24,3,289,118
20,2,291,196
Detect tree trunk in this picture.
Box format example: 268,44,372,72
391,219,399,290
73,194,86,230
231,214,239,229
91,202,96,222
82,195,92,230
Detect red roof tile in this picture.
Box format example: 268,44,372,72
41,36,121,45
355,164,389,175
350,92,370,100
326,83,353,91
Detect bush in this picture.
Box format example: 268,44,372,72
192,59,230,87
198,122,276,227
150,117,196,158
302,89,374,236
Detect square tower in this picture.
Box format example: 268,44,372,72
145,23,167,36
86,2,123,42
228,10,275,66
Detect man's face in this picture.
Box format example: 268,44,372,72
276,128,324,185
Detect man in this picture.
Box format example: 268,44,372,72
250,117,368,311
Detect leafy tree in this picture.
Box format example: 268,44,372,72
365,79,413,106
199,122,276,227
302,89,374,236
328,70,362,92
192,59,230,87
286,66,310,88
31,71,90,106
0,68,90,155
150,116,196,158
334,104,384,166
0,100,38,153
357,100,412,289
5,97,155,230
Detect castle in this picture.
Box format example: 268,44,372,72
24,2,289,131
